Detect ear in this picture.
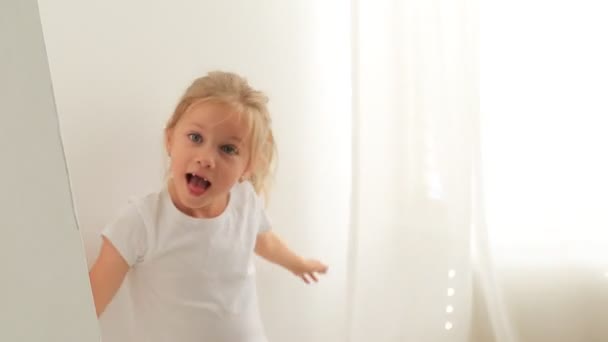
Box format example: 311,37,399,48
240,170,252,182
240,161,255,182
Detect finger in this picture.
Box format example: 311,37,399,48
316,263,328,273
300,274,310,284
305,273,314,284
310,272,318,282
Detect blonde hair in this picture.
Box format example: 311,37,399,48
165,71,277,201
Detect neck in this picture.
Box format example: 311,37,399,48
167,179,229,218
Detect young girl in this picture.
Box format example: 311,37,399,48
88,71,328,342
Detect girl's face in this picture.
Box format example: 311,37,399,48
165,101,252,218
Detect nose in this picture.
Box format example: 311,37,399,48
196,155,215,169
195,149,216,169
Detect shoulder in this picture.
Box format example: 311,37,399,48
231,181,263,208
232,180,255,200
104,189,163,237
229,181,272,232
102,190,163,266
126,189,164,223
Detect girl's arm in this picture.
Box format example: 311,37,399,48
88,236,130,317
254,231,328,283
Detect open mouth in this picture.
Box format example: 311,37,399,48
186,173,212,195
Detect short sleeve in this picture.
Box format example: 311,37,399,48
101,202,148,267
256,194,272,234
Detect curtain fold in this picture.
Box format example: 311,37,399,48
348,0,500,341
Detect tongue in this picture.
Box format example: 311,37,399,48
193,177,205,189
188,175,208,191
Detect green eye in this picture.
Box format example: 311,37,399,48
188,133,203,144
221,145,238,155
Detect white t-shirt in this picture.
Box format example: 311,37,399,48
102,181,271,342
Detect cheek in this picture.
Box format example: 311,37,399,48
168,153,185,172
219,158,245,176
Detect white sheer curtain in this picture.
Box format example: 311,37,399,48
349,0,491,341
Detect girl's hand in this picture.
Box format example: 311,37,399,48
293,259,328,284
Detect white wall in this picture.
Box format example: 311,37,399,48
0,0,99,340
500,266,608,342
37,1,352,341
480,1,608,341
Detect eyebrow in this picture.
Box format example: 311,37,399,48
227,136,243,143
188,123,206,130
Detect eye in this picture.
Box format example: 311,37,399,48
220,145,239,155
188,133,203,144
